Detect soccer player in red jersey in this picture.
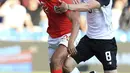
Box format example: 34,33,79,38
38,0,80,73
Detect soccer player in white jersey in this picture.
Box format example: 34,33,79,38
57,0,118,73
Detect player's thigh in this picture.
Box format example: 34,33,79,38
95,38,117,71
51,44,68,62
51,33,71,60
72,35,94,64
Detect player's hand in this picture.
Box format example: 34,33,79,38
57,0,68,13
68,42,77,56
54,6,63,13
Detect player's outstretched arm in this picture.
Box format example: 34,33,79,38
65,0,100,11
59,0,110,12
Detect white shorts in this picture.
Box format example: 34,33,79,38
48,32,82,58
48,33,70,58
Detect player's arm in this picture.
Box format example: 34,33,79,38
66,11,80,55
68,11,80,44
59,0,110,12
60,0,80,55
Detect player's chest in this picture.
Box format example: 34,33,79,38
40,0,59,14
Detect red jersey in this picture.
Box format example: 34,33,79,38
39,0,72,38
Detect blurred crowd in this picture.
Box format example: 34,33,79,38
0,0,130,42
112,0,130,42
0,0,49,41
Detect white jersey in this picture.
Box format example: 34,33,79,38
82,0,114,39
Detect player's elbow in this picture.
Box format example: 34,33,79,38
94,1,101,8
76,21,80,28
86,0,101,10
72,19,80,28
70,12,80,27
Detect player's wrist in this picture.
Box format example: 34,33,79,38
68,39,74,44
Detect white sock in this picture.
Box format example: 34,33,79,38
70,67,80,73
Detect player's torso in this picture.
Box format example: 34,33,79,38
39,0,72,38
84,0,114,39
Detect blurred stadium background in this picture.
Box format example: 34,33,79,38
0,0,130,73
